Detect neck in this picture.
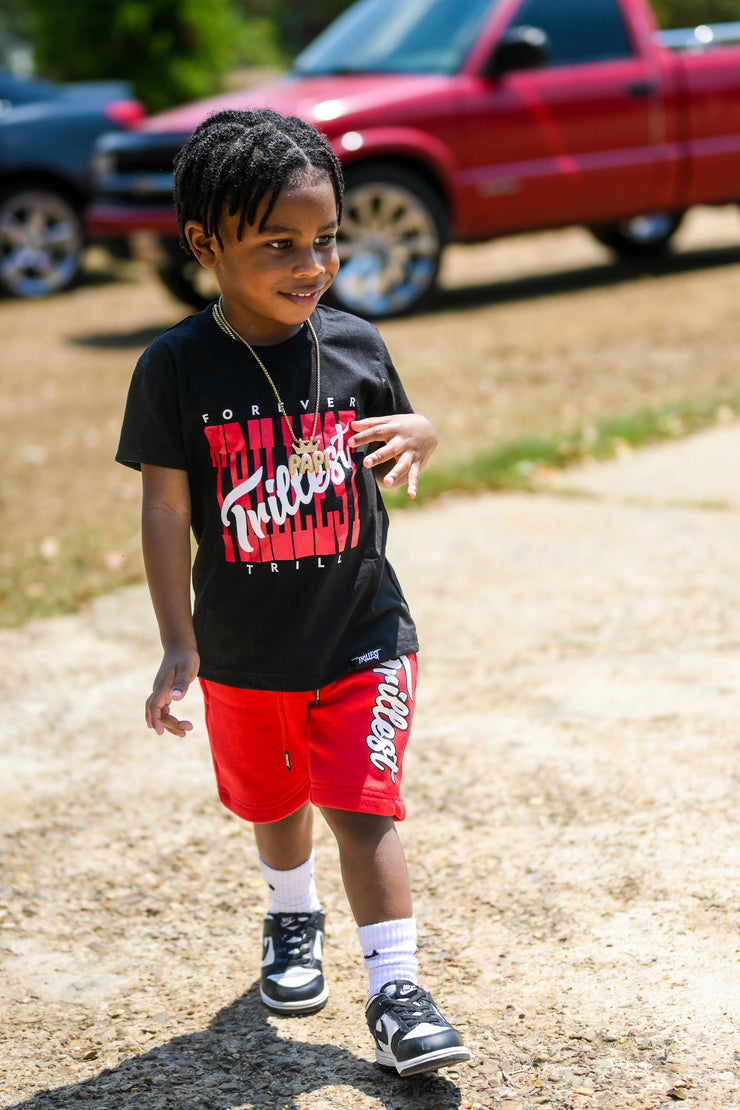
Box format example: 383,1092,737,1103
218,296,306,346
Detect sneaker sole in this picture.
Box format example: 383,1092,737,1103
260,983,329,1015
375,1044,472,1077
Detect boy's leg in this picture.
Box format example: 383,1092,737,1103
320,805,470,1077
199,681,327,1013
254,801,321,914
319,807,417,991
318,807,411,925
253,800,314,871
253,803,328,1014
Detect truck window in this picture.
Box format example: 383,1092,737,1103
509,0,634,65
293,0,497,75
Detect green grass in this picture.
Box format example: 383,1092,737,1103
0,528,143,629
384,395,740,509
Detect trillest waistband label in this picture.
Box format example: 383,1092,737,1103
351,648,382,667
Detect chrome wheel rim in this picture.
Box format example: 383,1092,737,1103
617,213,676,245
334,181,441,316
0,190,83,297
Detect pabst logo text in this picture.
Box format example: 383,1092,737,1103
365,657,413,783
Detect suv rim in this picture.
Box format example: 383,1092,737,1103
0,189,83,297
617,212,676,244
334,180,441,316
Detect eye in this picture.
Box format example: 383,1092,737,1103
267,238,292,250
315,234,337,247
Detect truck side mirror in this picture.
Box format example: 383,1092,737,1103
485,25,550,77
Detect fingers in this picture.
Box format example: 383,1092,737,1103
405,460,420,499
348,415,395,446
350,415,436,499
146,650,199,737
147,697,194,739
378,452,419,498
364,440,400,472
350,417,404,470
146,688,194,741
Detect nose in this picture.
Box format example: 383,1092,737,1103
293,245,325,277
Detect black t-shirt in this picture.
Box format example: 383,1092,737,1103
116,303,419,690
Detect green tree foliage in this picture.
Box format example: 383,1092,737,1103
652,0,740,27
25,0,285,111
239,0,353,55
0,0,27,43
272,0,354,55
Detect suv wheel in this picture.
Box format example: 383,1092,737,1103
590,212,684,259
0,185,84,297
155,239,217,310
329,164,447,318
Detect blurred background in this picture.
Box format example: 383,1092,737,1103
0,1,736,108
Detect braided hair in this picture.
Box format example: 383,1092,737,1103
173,107,344,253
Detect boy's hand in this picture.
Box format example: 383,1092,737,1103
349,414,437,499
146,646,200,737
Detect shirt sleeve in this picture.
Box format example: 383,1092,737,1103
369,329,415,417
115,341,188,472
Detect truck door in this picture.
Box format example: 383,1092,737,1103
458,0,671,238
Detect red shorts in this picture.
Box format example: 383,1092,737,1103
199,654,417,824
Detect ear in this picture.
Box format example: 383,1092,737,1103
184,221,220,269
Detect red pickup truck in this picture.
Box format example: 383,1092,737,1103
87,0,740,318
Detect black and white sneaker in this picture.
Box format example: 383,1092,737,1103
260,911,328,1014
365,980,471,1076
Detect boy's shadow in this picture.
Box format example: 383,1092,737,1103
8,983,463,1110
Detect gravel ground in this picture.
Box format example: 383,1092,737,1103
1,424,740,1110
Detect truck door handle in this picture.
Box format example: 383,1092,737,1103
626,80,657,98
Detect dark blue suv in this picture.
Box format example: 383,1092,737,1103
0,70,144,297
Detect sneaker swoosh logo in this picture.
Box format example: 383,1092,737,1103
374,1024,391,1052
263,937,275,965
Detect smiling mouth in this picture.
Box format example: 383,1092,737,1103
282,287,324,300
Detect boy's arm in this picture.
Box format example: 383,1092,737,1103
349,413,437,499
141,463,200,738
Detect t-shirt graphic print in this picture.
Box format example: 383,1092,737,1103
203,409,361,565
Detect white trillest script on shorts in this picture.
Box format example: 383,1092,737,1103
220,425,352,554
365,657,413,784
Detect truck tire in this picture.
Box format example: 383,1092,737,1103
156,239,217,310
328,163,448,318
0,184,84,297
589,212,684,259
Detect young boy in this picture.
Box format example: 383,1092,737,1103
116,107,470,1077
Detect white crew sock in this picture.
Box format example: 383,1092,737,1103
358,917,418,998
258,851,321,915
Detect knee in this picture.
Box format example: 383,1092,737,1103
253,801,313,868
320,806,394,848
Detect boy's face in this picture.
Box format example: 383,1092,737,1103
185,174,340,345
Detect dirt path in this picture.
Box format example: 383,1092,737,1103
2,423,739,1110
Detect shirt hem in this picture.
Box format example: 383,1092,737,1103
197,638,419,692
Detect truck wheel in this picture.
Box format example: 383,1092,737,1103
155,240,217,309
589,212,684,259
0,185,84,297
329,164,447,318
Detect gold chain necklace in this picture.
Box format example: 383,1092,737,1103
212,296,326,475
